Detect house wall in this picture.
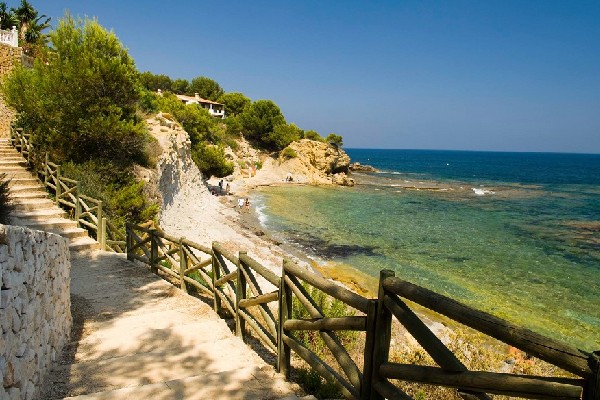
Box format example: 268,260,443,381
0,43,23,138
0,225,72,400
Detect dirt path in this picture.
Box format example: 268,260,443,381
41,250,312,400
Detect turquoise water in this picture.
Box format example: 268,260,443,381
254,149,600,351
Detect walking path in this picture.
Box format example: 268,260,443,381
1,138,310,399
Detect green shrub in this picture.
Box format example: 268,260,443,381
281,147,297,159
325,133,343,147
0,174,14,224
191,143,234,178
303,130,323,142
60,161,158,232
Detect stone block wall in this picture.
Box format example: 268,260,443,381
0,224,72,400
0,43,22,137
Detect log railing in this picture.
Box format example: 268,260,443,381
9,125,600,399
123,224,600,400
9,127,126,252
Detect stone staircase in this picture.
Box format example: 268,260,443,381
0,138,99,251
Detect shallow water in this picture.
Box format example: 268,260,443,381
254,149,600,351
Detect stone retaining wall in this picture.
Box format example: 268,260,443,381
0,224,72,400
0,43,22,137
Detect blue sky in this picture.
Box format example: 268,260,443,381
29,1,600,153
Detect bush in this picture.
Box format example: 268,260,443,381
281,147,297,159
304,130,323,142
239,99,285,149
191,143,234,178
267,123,302,151
0,174,14,224
326,133,343,147
60,161,158,232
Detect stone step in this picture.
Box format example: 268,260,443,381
0,157,25,162
10,190,48,199
68,236,100,251
15,217,80,231
59,366,305,400
6,177,39,187
11,207,68,220
0,169,36,179
7,184,45,193
12,198,56,211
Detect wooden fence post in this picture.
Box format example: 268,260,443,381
212,242,221,313
55,165,62,206
235,251,247,340
277,259,292,378
179,238,188,293
361,299,378,400
44,153,49,187
100,217,107,251
97,201,104,249
150,230,158,274
584,351,600,400
74,181,81,224
370,269,395,400
126,224,133,261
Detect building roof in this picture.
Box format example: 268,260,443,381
175,93,223,106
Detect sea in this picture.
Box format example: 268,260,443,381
253,149,600,351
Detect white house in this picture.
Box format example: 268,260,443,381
0,25,18,47
175,92,225,118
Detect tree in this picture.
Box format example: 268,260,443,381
11,0,50,52
2,14,147,165
139,71,173,92
191,142,234,178
239,99,286,148
0,3,18,30
172,78,189,94
268,123,302,151
326,133,344,147
218,92,250,116
188,76,224,101
304,129,323,141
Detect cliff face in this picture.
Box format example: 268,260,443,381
287,139,350,175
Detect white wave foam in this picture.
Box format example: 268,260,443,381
472,188,495,196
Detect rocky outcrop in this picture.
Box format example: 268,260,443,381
0,224,71,400
287,139,350,175
349,162,377,172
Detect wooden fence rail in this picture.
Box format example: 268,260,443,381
122,223,600,400
10,128,598,399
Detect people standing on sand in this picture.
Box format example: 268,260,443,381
218,179,223,194
244,198,250,211
238,198,244,209
225,183,230,195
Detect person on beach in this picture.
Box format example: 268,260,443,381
225,182,230,195
218,179,223,194
238,198,244,209
244,198,250,211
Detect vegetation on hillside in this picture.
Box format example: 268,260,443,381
1,14,158,229
139,71,345,160
1,6,346,228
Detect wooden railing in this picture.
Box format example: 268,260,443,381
9,127,126,252
125,223,600,400
9,125,600,398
